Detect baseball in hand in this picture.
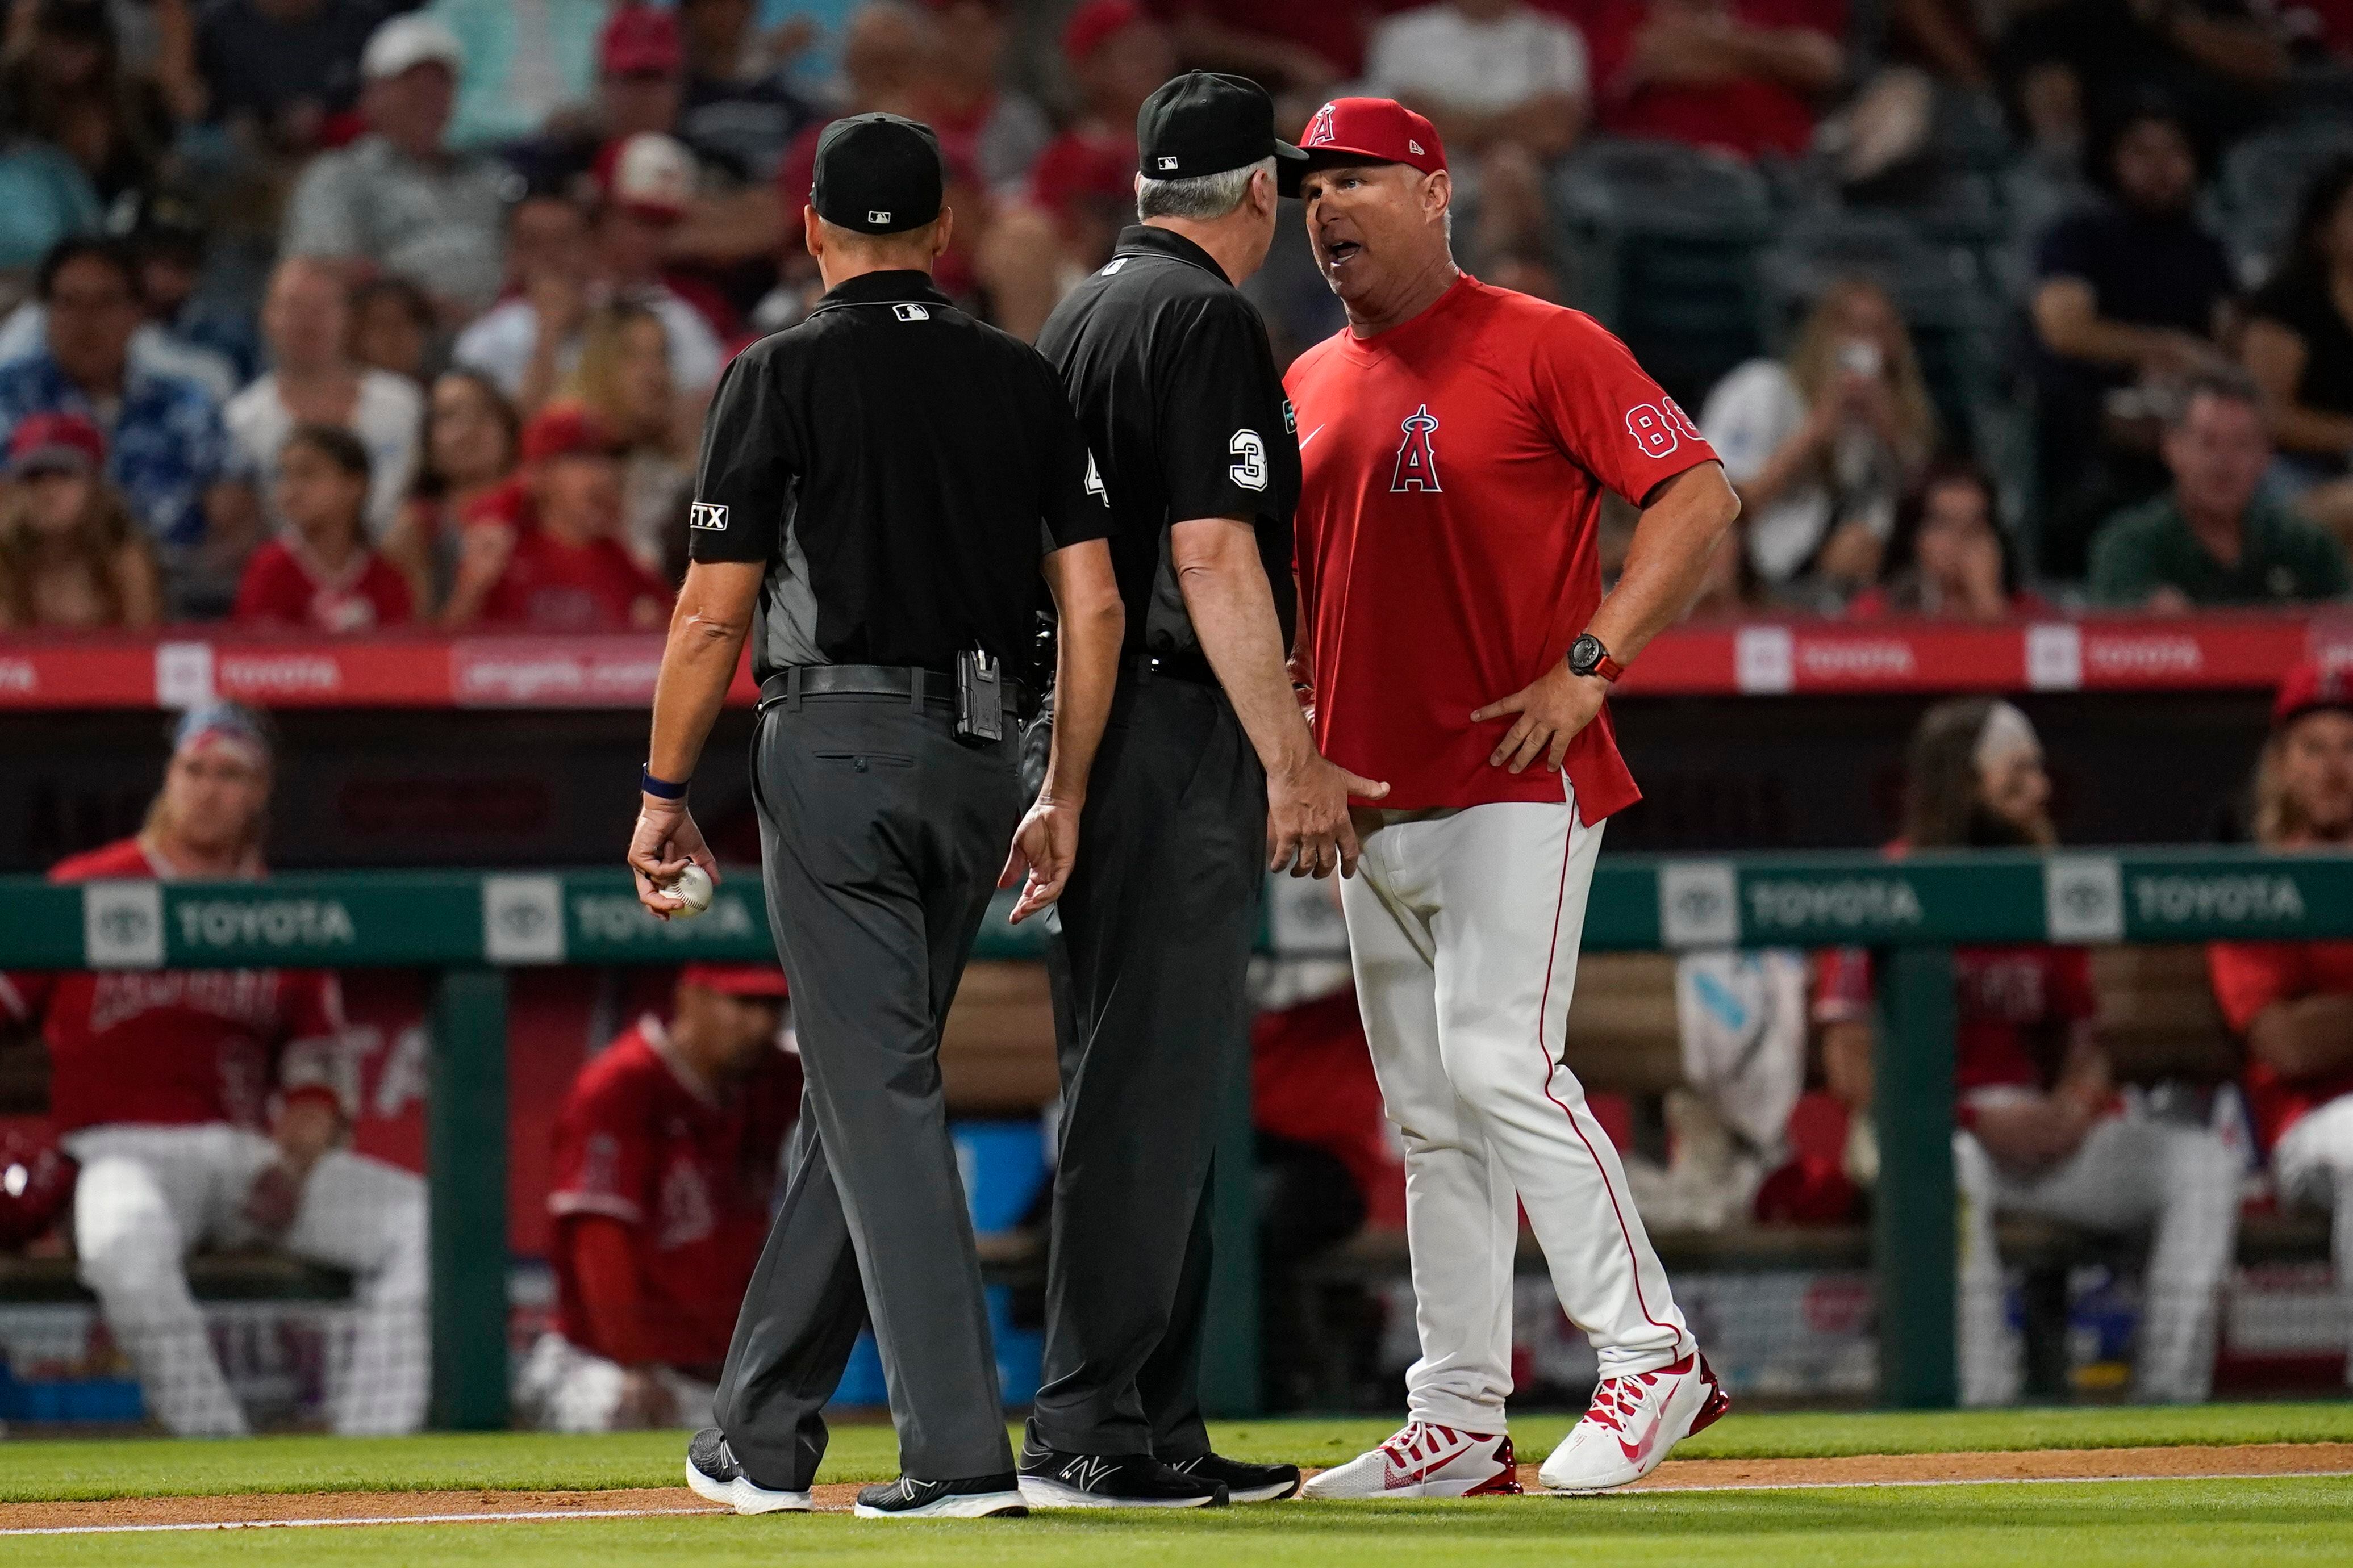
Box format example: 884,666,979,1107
667,863,715,918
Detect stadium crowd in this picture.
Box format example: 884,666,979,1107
0,0,2348,632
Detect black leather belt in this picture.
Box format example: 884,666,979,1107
1123,649,1219,688
757,663,1032,716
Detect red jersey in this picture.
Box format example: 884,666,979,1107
1286,275,1715,816
548,1017,800,1374
232,536,414,633
1814,943,2098,1123
1572,0,1846,160
467,480,672,632
0,838,349,1135
2208,939,2353,1151
1252,988,1405,1228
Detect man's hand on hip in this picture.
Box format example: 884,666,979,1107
1268,753,1389,879
629,795,719,919
1475,662,1610,774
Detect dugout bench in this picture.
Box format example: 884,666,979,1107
3,847,2351,1425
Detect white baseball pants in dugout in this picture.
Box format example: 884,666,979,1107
1341,791,1692,1431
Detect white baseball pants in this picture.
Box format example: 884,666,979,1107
513,1331,719,1432
66,1123,429,1436
1341,794,1692,1431
1955,1114,2238,1405
2272,1092,2353,1386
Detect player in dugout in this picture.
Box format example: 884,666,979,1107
518,962,800,1432
0,703,428,1436
2209,660,2353,1391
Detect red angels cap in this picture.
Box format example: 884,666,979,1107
1297,97,1447,177
600,3,683,77
680,961,790,1000
1062,0,1144,65
521,402,621,463
2273,659,2353,728
7,410,105,477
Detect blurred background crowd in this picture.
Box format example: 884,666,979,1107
1,0,2352,638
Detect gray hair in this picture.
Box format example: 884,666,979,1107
1136,156,1275,223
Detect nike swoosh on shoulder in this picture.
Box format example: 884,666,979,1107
1297,425,1326,450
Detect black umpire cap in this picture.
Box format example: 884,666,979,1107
1137,73,1310,196
811,112,944,235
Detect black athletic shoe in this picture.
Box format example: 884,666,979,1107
686,1427,811,1515
853,1472,1028,1520
685,1428,739,1504
1017,1446,1230,1509
1169,1451,1303,1503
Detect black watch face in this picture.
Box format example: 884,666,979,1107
1568,634,1602,675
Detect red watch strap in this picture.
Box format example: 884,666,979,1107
1593,651,1624,683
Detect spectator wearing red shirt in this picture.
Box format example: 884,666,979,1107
516,963,800,1432
1150,0,1392,91
1817,698,2237,1405
1573,0,1847,161
441,403,673,632
0,705,427,1437
233,425,414,633
2209,661,2353,1388
924,0,1053,196
978,1,1176,341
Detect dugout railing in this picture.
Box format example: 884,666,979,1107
4,846,2350,1426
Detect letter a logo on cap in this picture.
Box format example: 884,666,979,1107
1305,103,1337,147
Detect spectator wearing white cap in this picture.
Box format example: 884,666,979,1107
281,13,515,321
453,134,725,416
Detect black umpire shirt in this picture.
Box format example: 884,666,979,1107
1036,225,1300,660
687,269,1108,685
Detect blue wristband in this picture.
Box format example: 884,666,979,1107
640,764,690,800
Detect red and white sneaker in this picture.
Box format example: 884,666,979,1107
1300,1420,1523,1500
1537,1352,1730,1494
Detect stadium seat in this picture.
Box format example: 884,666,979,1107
1551,139,1775,407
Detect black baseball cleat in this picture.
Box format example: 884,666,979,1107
1017,1445,1230,1508
1168,1451,1303,1503
686,1427,810,1515
853,1472,1028,1519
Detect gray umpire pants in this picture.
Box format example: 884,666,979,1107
1027,674,1266,1459
714,692,1025,1490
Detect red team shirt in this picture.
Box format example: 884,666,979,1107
547,1016,800,1373
467,480,673,632
232,537,414,633
1815,943,2100,1126
2207,939,2353,1152
0,838,348,1134
1285,275,1717,816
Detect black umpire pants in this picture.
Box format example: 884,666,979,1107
714,692,1024,1489
1027,673,1266,1459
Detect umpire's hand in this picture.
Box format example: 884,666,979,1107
629,795,719,920
1002,793,1082,923
1269,752,1388,879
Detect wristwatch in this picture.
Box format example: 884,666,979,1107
1566,633,1624,683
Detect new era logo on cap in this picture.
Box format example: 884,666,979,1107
690,501,728,530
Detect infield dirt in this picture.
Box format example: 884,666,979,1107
6,1441,2350,1532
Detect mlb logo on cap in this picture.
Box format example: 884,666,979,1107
1158,156,1179,170
869,209,891,224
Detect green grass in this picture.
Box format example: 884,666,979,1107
5,1478,2352,1567
1,1403,2348,1503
